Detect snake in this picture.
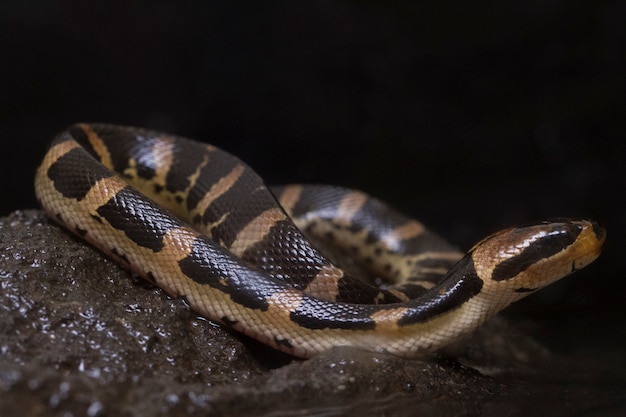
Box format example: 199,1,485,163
34,123,605,358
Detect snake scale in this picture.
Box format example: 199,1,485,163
34,123,605,358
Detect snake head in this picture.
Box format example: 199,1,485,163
469,220,605,301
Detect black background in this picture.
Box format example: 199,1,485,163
1,1,624,352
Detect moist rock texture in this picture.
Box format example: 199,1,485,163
1,210,623,416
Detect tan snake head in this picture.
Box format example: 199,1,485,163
470,220,605,310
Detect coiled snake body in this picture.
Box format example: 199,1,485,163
35,124,605,358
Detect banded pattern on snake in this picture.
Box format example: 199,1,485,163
34,123,605,358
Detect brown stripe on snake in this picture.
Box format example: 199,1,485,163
188,160,243,226
208,172,280,247
164,137,213,198
85,124,162,181
35,123,606,358
95,186,182,252
46,143,115,201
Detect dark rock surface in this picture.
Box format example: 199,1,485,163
1,210,624,416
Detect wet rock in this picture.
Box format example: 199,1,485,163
1,210,624,416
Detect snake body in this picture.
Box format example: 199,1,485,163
34,124,605,358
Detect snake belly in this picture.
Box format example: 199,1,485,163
34,123,606,358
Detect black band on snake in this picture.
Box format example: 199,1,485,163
34,123,605,358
